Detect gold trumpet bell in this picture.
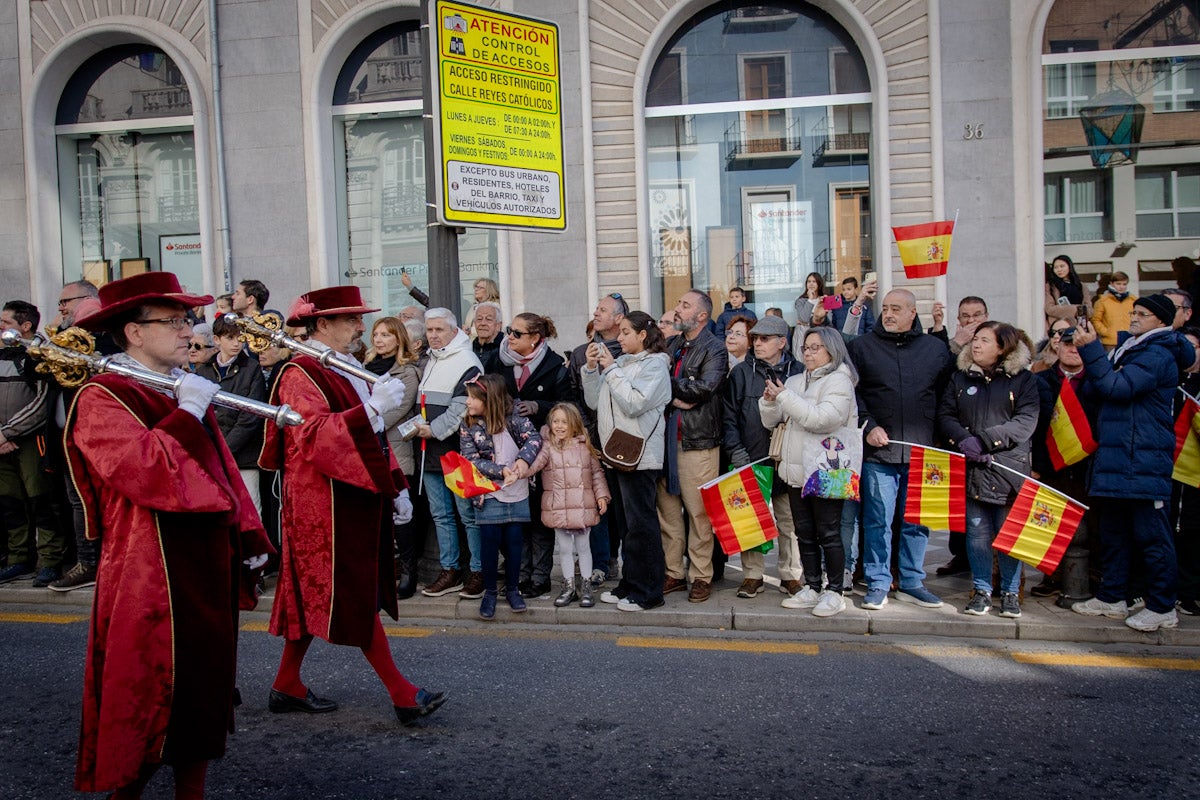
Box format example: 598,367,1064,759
31,326,96,388
238,312,282,354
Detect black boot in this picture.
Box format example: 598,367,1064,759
395,519,419,599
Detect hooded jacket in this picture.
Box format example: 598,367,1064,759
195,349,267,469
529,430,611,529
722,350,804,461
1079,328,1195,500
937,343,1040,505
417,328,482,471
847,322,954,465
759,362,860,496
581,350,672,471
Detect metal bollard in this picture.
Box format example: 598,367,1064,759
1056,544,1092,609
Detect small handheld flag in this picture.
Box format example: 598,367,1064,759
1046,378,1098,470
992,479,1086,575
440,451,499,498
700,462,779,557
1174,395,1200,488
903,445,966,532
892,220,955,279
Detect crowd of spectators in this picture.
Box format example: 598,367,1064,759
2,268,1198,632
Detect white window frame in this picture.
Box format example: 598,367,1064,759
1135,165,1200,239
1044,171,1109,244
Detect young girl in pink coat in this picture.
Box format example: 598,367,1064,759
529,403,611,608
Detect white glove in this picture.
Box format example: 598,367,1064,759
243,553,269,570
366,376,406,419
176,373,221,421
392,489,413,525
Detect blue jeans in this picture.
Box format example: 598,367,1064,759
424,472,482,572
861,462,930,591
839,499,860,574
965,499,1021,595
480,522,523,592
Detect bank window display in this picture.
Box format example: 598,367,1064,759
643,2,871,322
55,46,202,292
1042,0,1200,294
333,22,497,321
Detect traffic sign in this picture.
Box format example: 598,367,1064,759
429,0,566,232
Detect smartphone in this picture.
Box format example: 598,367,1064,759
863,271,877,284
822,294,844,311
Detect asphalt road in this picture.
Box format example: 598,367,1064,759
2,610,1198,799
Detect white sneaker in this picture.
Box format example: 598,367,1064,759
599,591,621,605
781,586,820,609
1128,597,1146,613
1124,607,1179,632
811,590,846,618
1071,597,1128,619
617,598,645,612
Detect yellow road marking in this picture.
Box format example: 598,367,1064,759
239,621,430,638
1011,652,1200,671
0,612,87,624
617,635,818,655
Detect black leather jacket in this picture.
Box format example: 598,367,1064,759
665,328,727,450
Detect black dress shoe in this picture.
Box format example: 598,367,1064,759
394,688,447,726
935,556,970,577
268,688,338,714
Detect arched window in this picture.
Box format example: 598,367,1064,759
1041,0,1200,298
644,3,872,321
333,22,497,320
56,45,201,291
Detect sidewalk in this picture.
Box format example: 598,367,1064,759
4,547,1197,647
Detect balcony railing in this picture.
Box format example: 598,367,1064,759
724,116,803,166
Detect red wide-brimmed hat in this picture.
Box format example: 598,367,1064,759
75,272,213,331
285,286,380,326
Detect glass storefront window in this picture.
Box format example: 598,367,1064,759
334,23,497,323
644,3,871,322
56,46,201,290
1041,1,1200,294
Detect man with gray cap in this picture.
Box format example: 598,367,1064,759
722,315,804,597
1070,294,1195,631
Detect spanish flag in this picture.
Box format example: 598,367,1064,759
1173,396,1200,488
440,451,499,498
992,479,1085,574
1046,378,1097,470
701,462,779,557
903,446,966,531
892,220,954,279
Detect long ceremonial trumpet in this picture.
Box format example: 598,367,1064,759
0,327,304,428
226,313,381,385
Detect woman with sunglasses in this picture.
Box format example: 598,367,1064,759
187,323,217,372
497,312,572,598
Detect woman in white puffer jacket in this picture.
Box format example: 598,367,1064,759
759,325,861,618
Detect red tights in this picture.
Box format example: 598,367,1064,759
272,618,418,707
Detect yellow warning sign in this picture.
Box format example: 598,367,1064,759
431,0,566,232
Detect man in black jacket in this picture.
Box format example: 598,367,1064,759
722,315,804,598
196,315,268,515
658,289,727,603
848,289,953,611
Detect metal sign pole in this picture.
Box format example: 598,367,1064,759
422,0,461,312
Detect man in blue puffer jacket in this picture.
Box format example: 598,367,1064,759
1070,293,1195,632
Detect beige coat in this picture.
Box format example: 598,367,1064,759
529,430,611,530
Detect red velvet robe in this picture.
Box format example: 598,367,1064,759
260,357,404,648
65,374,272,793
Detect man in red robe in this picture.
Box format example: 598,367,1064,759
65,272,273,799
260,286,445,724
